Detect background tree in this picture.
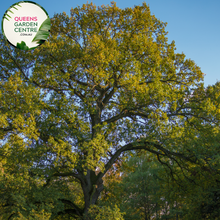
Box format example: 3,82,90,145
1,2,219,219
103,153,165,220
101,136,220,220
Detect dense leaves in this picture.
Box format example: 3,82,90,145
1,2,220,219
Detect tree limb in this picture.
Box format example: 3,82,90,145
58,199,83,216
97,140,197,182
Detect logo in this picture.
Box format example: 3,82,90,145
1,1,51,50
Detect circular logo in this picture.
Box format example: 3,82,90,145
1,1,51,50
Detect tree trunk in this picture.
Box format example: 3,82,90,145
81,169,104,214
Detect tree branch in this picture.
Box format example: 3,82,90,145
97,140,197,181
43,172,83,188
58,199,83,216
56,208,79,217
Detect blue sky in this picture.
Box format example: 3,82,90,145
1,0,220,87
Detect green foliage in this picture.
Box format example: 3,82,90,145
0,1,220,219
85,205,124,220
100,154,171,219
102,150,220,220
118,155,164,219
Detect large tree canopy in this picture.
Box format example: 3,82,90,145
1,2,220,219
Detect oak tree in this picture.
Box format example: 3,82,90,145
1,2,219,219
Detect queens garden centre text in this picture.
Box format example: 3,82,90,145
14,17,38,33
